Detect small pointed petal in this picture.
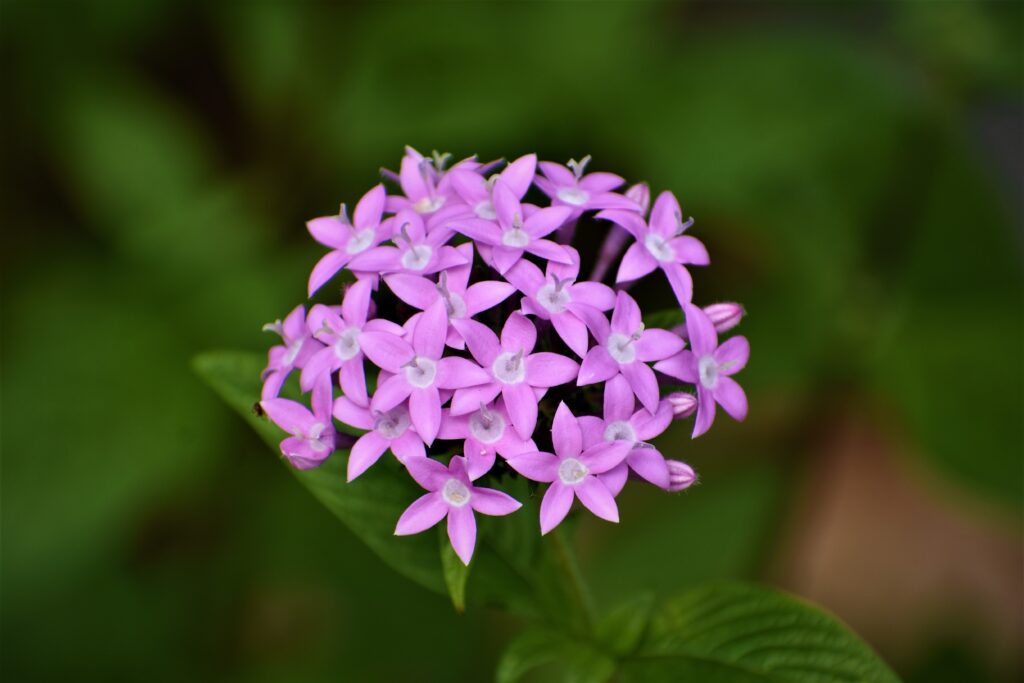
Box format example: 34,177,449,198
308,251,350,297
603,374,635,421
360,331,414,373
551,402,583,459
370,374,413,412
503,382,539,440
523,205,573,239
339,359,369,407
404,454,450,490
621,361,660,414
332,395,374,430
666,392,698,419
666,460,698,491
600,462,629,497
650,191,683,236
616,242,658,283
550,313,590,358
413,299,448,359
500,153,537,198
539,483,574,535
353,184,386,228
577,347,618,386
568,282,615,311
306,216,349,249
384,273,437,310
450,382,502,416
663,263,694,307
527,239,573,264
525,352,580,387
390,431,426,462
410,386,442,444
626,448,670,489
692,387,717,438
683,304,718,357
714,376,748,421
395,493,448,536
501,313,537,355
654,350,698,383
576,478,619,523
669,235,710,266
632,400,674,441
596,208,648,240
347,432,389,481
452,318,501,366
470,487,522,516
635,328,685,362
464,281,516,316
492,180,520,230
714,336,750,375
579,440,631,474
447,506,477,565
506,451,559,483
611,291,642,333
261,398,315,434
436,357,490,389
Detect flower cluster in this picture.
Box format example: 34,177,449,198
260,148,749,564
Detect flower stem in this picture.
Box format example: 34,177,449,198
546,526,595,634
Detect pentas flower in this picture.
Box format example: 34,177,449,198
507,403,632,534
578,375,674,493
597,190,709,306
449,153,536,220
451,313,580,439
348,209,466,276
261,305,323,400
577,291,684,413
504,248,615,358
306,184,389,296
452,180,574,274
300,278,402,406
535,156,638,216
332,395,425,481
384,243,515,349
259,147,750,550
396,455,521,565
655,303,750,438
438,400,538,461
360,300,490,444
261,377,336,470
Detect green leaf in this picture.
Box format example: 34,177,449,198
595,594,654,657
496,627,615,683
620,582,901,683
439,527,470,613
193,350,544,616
193,350,445,593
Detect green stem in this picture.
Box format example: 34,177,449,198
546,526,596,633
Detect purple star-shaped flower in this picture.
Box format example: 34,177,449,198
449,153,536,221
579,375,674,493
360,299,490,444
451,180,573,274
504,247,614,357
438,399,538,461
534,155,638,217
597,190,709,306
506,403,632,534
261,304,324,400
451,313,580,439
576,291,684,413
654,303,749,438
332,395,426,481
395,454,522,565
260,377,336,470
300,278,403,406
383,243,515,349
347,209,467,277
305,184,390,296
384,146,477,216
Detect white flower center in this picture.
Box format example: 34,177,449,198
346,228,376,255
404,356,437,388
606,332,636,364
502,228,530,248
442,478,471,507
412,195,446,214
374,407,411,439
468,407,505,444
492,350,526,385
307,422,331,452
536,281,572,314
334,326,361,361
475,200,497,220
603,420,636,443
557,457,589,485
698,355,719,389
556,186,589,206
644,233,675,262
401,244,433,271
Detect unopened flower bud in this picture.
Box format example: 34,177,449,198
668,392,697,418
674,303,745,340
625,182,650,215
666,460,697,492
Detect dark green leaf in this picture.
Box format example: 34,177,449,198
595,593,654,657
496,627,615,683
620,582,901,683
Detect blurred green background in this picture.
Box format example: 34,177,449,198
2,1,1021,681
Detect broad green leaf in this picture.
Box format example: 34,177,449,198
193,350,445,593
193,350,544,615
496,627,615,683
620,582,901,683
440,527,470,612
595,593,654,657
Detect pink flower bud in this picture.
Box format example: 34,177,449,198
625,182,650,215
673,302,745,339
668,392,697,418
666,460,697,492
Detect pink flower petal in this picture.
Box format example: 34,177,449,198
525,352,579,388
626,448,670,489
413,299,448,359
353,184,386,228
506,451,559,483
635,328,685,363
616,242,658,283
714,336,750,375
307,250,350,297
621,360,660,414
550,403,582,459
579,440,631,474
470,487,522,516
332,395,374,430
452,318,501,366
599,463,629,497
339,360,369,407
683,303,718,357
370,374,413,412
654,350,697,384
492,180,520,230
347,432,389,481
663,263,694,307
577,347,618,386
631,401,674,441
436,357,489,390
464,281,516,317
713,376,748,421
550,313,590,358
384,273,438,310
261,398,315,435
390,431,426,462
405,455,450,490
568,282,615,311
692,387,717,438
611,291,642,333
500,153,537,198
306,216,349,249
669,235,709,266
576,477,619,523
603,374,635,422
649,191,682,237
501,313,537,355
539,482,574,535
523,205,573,239
395,492,448,536
360,331,414,373
502,382,538,440
596,208,647,241
447,505,477,565
410,386,442,445
449,382,502,416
